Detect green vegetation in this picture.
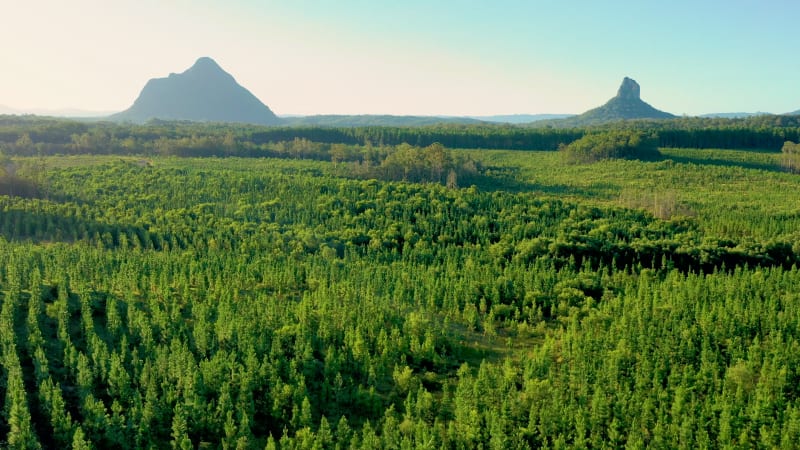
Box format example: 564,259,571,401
559,131,661,163
782,141,800,173
1,118,800,448
4,114,800,155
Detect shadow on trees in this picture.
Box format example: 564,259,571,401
543,240,799,275
667,154,782,173
0,176,43,198
0,174,89,206
466,165,618,199
0,208,173,250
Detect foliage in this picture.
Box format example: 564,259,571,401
560,130,661,163
0,120,800,447
3,114,800,157
343,142,478,186
782,140,800,173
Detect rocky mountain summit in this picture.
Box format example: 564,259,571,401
616,77,641,100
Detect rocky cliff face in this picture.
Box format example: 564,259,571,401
616,77,641,100
111,57,280,125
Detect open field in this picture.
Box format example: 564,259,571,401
470,148,800,239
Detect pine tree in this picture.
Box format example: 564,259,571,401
5,361,42,449
170,403,193,450
72,426,93,450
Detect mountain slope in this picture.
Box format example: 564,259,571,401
111,57,280,125
531,77,675,127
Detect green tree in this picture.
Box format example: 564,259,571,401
72,426,93,450
781,141,800,172
560,130,660,163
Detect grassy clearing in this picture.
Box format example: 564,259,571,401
463,147,800,240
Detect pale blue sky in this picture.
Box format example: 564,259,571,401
1,0,798,116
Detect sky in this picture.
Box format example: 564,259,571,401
1,0,799,116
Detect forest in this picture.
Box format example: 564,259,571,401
2,114,800,156
1,116,800,448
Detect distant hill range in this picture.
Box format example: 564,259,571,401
699,112,771,119
110,57,280,125
279,113,574,127
0,104,112,118
470,114,575,124
281,115,486,127
531,77,675,127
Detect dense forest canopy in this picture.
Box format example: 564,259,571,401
1,116,800,448
2,114,800,157
559,131,661,163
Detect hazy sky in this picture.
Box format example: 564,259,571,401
2,0,798,116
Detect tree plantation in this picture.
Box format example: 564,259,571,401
1,119,800,448
3,114,800,156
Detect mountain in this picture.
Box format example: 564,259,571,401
532,77,675,127
788,110,800,116
111,57,280,125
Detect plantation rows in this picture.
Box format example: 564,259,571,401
0,156,799,448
